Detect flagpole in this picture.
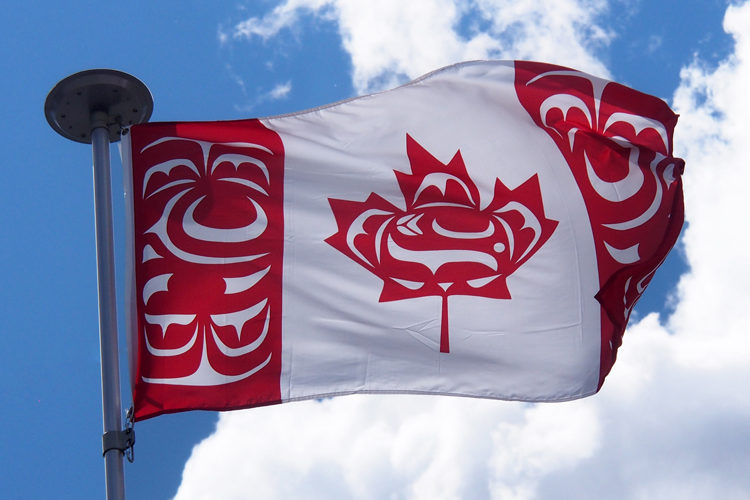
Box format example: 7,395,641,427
44,70,153,500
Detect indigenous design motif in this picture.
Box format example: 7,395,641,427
129,121,284,418
514,61,684,381
327,135,558,352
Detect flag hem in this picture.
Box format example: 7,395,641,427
135,387,600,421
119,129,138,400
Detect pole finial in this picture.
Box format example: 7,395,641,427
45,69,153,144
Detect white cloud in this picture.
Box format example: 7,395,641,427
228,0,612,94
232,0,335,41
269,80,293,100
647,34,663,53
174,1,750,499
669,0,750,367
174,396,604,500
229,79,294,113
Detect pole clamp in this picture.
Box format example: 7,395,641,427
102,408,136,463
102,428,135,458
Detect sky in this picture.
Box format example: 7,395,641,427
1,0,749,499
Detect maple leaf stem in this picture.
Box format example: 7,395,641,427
440,294,450,353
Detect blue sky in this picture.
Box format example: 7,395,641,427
2,1,749,498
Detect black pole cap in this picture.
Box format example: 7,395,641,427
45,69,153,144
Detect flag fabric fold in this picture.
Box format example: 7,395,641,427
122,60,684,421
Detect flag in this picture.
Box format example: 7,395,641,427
122,60,684,421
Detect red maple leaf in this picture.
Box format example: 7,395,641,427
326,134,558,353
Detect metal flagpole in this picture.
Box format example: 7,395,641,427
45,70,153,500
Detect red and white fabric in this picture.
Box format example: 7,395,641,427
121,60,684,421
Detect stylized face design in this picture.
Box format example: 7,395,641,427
132,126,284,395
326,134,558,352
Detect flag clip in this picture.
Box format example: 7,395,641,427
102,408,136,463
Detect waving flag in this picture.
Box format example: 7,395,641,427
122,60,684,421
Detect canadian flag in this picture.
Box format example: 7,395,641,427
122,60,684,421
